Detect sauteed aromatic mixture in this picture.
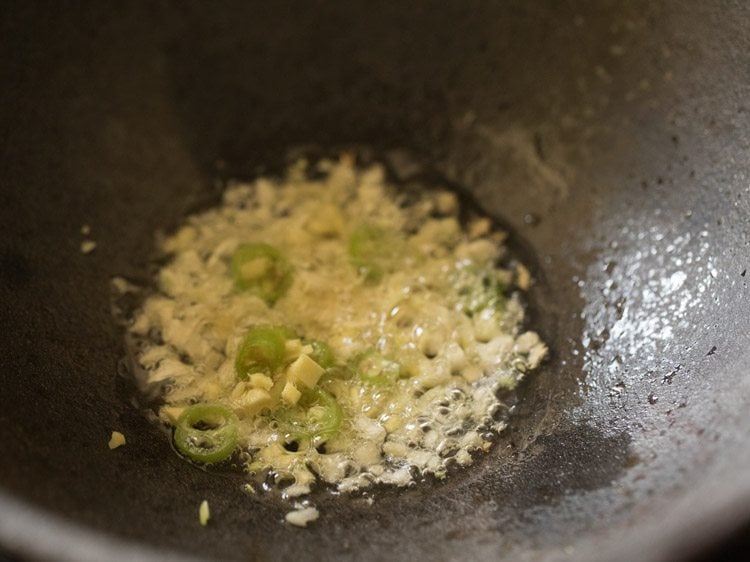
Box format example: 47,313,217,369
126,156,547,505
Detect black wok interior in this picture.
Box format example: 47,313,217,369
1,2,749,561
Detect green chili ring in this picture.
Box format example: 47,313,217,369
308,339,336,369
174,403,239,464
231,242,293,304
454,263,507,317
277,389,343,447
235,325,294,380
348,224,392,283
351,349,401,386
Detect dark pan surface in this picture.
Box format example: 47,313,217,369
1,2,749,561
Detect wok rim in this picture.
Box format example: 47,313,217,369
2,465,750,562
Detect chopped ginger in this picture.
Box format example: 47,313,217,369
281,381,302,404
287,355,324,389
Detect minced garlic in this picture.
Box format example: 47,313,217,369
127,157,547,499
285,506,319,527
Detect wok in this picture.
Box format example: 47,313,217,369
1,2,749,561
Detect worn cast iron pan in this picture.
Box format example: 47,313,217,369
1,2,749,561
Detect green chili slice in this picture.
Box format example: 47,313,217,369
235,325,293,380
308,339,335,369
276,389,343,447
231,243,293,304
348,224,401,283
453,263,507,316
351,349,400,386
174,403,238,464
